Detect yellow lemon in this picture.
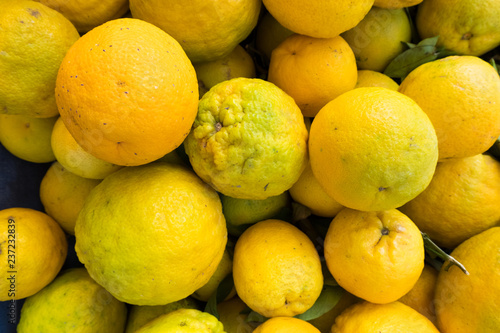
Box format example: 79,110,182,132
129,0,261,63
399,264,438,326
0,114,57,163
35,0,129,33
194,45,257,97
125,298,200,333
289,162,344,218
324,208,425,304
309,87,438,212
0,0,80,118
416,0,500,56
374,0,423,9
253,316,320,333
332,301,440,332
39,161,101,235
135,308,225,333
355,69,399,90
17,267,127,333
255,11,294,63
222,192,291,236
434,227,500,332
51,117,123,179
217,296,260,333
192,249,234,302
341,6,412,72
398,55,500,160
233,219,323,317
0,207,67,301
399,154,500,249
261,0,375,38
184,77,308,200
75,162,227,305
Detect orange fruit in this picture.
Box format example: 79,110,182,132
129,0,261,63
261,0,375,38
309,87,438,212
267,34,357,117
253,317,320,332
399,153,500,249
434,227,500,332
398,55,500,161
324,208,425,304
233,219,323,317
55,18,199,166
332,301,440,332
399,264,438,325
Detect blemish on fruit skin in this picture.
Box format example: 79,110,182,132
26,8,41,18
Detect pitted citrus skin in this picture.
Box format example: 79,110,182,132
184,77,308,200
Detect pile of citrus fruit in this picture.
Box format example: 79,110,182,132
1,0,500,332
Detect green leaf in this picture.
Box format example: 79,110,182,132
246,310,267,323
295,285,345,321
384,36,441,79
421,232,469,275
204,273,235,319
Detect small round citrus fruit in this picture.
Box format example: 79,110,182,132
0,207,67,300
255,11,294,63
374,0,423,8
192,249,234,302
222,192,291,236
434,227,500,332
74,162,227,305
332,301,440,332
399,154,500,249
184,77,308,200
40,161,101,235
51,117,123,179
233,219,323,317
129,0,261,63
261,0,375,38
194,45,256,97
135,309,224,333
268,34,357,117
216,296,260,333
125,298,200,333
289,162,344,218
341,6,412,72
35,0,129,33
309,87,438,212
0,114,57,163
253,317,320,333
398,55,500,160
17,267,127,333
0,0,80,118
324,208,425,304
355,70,399,90
56,18,199,166
416,0,500,56
398,264,438,325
